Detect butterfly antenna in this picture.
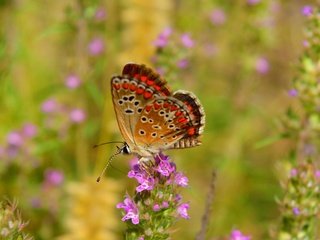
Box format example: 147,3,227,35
96,147,123,182
93,141,124,148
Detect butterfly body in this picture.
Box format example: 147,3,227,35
111,63,205,159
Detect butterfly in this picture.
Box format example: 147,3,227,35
111,63,205,159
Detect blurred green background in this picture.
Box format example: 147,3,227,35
0,0,314,239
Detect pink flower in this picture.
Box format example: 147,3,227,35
301,5,313,17
69,109,86,123
210,8,226,25
230,229,251,240
41,98,58,113
45,169,64,186
174,172,188,187
177,203,190,219
247,0,260,5
7,131,23,146
117,195,139,224
177,59,189,69
65,74,81,89
95,8,107,21
153,27,172,48
22,123,38,138
255,57,269,74
181,34,194,48
88,38,105,55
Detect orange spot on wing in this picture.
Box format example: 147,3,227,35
187,127,195,136
130,84,137,91
145,105,152,112
113,84,120,90
175,111,182,116
144,91,153,99
154,103,161,110
141,76,147,82
170,105,178,111
163,102,170,108
134,74,140,79
122,83,129,89
177,117,188,124
136,87,144,95
146,79,154,86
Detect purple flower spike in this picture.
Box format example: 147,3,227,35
288,89,298,97
210,8,226,25
117,195,140,225
88,38,105,56
153,204,161,212
7,131,23,146
293,207,300,215
65,74,81,89
177,203,190,219
177,59,189,69
153,27,172,48
180,34,194,48
69,108,86,123
22,123,38,138
230,229,251,240
95,8,107,21
41,98,58,113
301,5,313,17
45,169,64,186
255,57,269,74
247,0,260,5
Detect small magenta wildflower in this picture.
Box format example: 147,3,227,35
315,170,320,179
288,89,298,97
65,74,81,89
180,33,194,48
117,195,139,225
230,229,251,240
94,7,106,21
41,98,58,113
301,5,313,17
177,59,189,69
153,204,161,212
88,38,104,55
290,168,298,177
247,0,260,5
177,203,190,219
209,8,226,25
22,123,37,138
174,172,188,187
45,169,64,186
293,207,300,215
69,108,86,123
136,177,155,192
7,131,23,146
153,27,172,48
255,57,269,74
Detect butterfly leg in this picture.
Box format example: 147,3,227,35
138,157,154,176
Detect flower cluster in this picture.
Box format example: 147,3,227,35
278,6,320,240
278,163,320,239
117,153,190,239
152,27,194,80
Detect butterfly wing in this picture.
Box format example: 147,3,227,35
133,90,205,153
111,63,171,153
